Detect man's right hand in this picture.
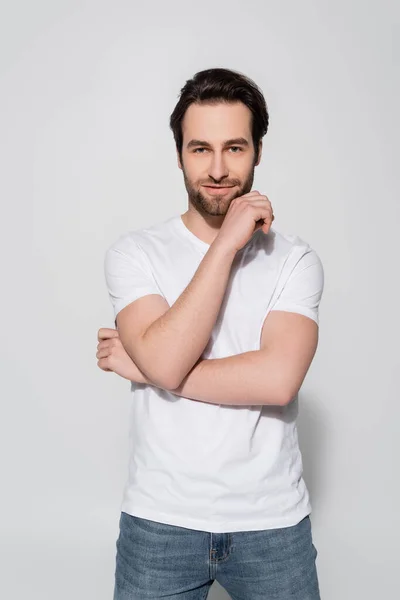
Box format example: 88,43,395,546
215,191,275,254
105,191,274,390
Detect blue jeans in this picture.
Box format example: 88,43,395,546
113,511,320,599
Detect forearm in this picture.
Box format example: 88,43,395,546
140,240,237,389
168,350,288,406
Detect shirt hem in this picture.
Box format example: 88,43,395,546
119,500,312,533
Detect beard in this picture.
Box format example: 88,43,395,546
181,162,256,218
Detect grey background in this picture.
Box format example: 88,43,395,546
1,1,399,598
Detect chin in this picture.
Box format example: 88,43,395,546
204,198,234,217
188,186,243,217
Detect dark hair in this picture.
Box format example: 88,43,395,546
169,67,269,164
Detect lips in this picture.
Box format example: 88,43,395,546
204,185,234,196
203,185,235,195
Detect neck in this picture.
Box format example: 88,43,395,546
181,206,225,246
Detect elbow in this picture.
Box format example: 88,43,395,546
279,386,298,406
279,394,292,407
141,362,183,392
157,373,182,392
124,339,181,390
143,353,188,390
159,371,184,392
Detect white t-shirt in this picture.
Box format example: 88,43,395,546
104,213,324,533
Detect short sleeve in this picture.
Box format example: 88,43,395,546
104,242,162,323
269,249,324,325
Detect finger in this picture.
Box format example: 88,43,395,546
97,357,112,371
261,213,275,231
246,198,272,209
98,328,119,341
245,193,270,203
243,190,270,198
96,347,110,359
98,328,119,339
246,200,274,217
239,190,265,200
253,207,275,229
240,197,272,213
97,340,111,351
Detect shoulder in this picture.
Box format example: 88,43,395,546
269,226,312,254
254,226,322,265
105,215,176,257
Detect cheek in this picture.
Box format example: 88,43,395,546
183,159,206,180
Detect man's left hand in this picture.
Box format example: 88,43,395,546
96,327,149,384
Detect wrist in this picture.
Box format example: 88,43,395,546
126,363,151,385
210,236,237,260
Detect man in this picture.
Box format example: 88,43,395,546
98,67,324,599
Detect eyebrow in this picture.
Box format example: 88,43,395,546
186,137,249,149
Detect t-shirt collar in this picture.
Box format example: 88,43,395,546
173,214,211,254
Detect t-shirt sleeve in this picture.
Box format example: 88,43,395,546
269,248,324,325
104,242,162,324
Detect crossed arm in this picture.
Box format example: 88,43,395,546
106,240,322,407
169,310,319,406
119,309,318,407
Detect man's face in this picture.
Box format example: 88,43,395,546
177,101,262,217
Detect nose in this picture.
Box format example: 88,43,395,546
208,152,229,183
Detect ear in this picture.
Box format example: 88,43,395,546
255,140,263,166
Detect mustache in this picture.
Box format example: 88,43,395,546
201,182,239,187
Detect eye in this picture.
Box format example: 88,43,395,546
192,146,243,154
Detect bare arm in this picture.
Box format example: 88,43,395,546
116,240,236,390
102,310,318,407
102,237,323,405
169,351,285,406
169,311,319,406
113,193,274,390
